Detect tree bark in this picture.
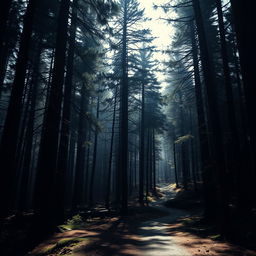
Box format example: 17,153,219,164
73,84,88,210
57,0,78,219
192,0,230,234
190,20,215,218
0,0,12,74
152,129,156,193
0,0,38,219
230,0,256,168
106,86,118,209
33,0,70,230
18,40,42,211
89,96,100,207
119,0,128,211
139,80,145,204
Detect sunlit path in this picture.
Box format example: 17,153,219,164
137,185,190,256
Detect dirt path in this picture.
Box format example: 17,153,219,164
28,185,256,256
136,184,191,255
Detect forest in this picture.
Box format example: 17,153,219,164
0,0,255,255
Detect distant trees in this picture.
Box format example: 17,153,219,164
0,0,166,231
162,0,256,237
111,0,158,210
133,49,165,203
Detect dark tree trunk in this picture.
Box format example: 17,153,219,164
84,129,91,205
15,70,32,171
152,129,156,193
0,46,10,99
119,0,128,211
149,129,153,190
189,110,197,192
67,128,77,208
0,0,13,72
89,96,100,207
56,0,78,219
134,138,137,188
229,0,256,212
192,0,230,234
18,40,42,212
216,0,238,139
139,81,145,204
33,0,70,230
106,86,117,209
216,0,240,188
145,129,150,202
173,141,179,187
178,92,188,190
230,0,256,169
129,151,133,195
0,0,38,219
190,20,215,218
73,84,88,210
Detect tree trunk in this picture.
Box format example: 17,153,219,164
145,129,150,203
56,0,78,219
119,0,128,211
178,92,188,190
189,110,197,192
84,128,91,205
173,141,179,187
73,84,88,210
192,0,230,234
0,46,10,99
139,81,145,204
89,96,100,207
0,0,38,219
152,129,156,193
106,86,117,209
18,40,42,211
230,0,256,170
216,0,240,190
0,0,12,73
33,0,70,230
190,20,215,217
149,129,153,190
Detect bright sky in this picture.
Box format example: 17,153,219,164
138,0,176,89
139,0,175,51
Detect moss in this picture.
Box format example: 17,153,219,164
67,214,83,226
36,237,88,256
59,214,86,231
209,234,221,240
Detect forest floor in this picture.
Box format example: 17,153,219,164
25,184,256,256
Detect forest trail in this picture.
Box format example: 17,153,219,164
29,185,192,256
136,184,191,255
28,185,256,256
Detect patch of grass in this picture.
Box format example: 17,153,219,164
67,214,83,226
209,234,222,240
59,214,86,231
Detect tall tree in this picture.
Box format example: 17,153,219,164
192,0,230,233
114,0,152,210
57,0,78,218
33,0,70,229
0,0,38,219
